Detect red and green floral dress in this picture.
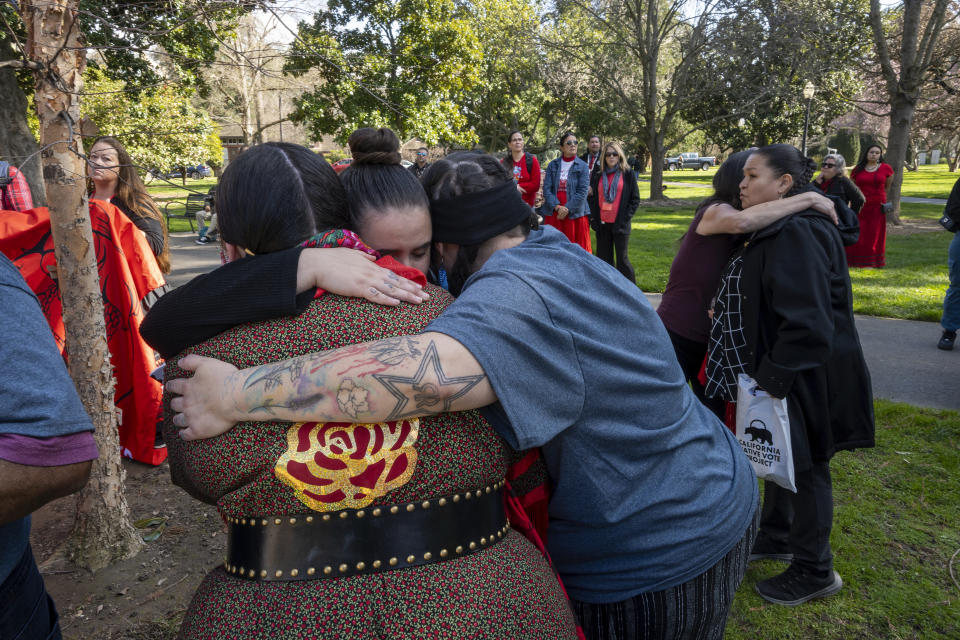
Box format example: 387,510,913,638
162,268,577,639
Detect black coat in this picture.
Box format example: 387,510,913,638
579,151,603,175
587,169,640,235
735,189,874,469
814,174,865,214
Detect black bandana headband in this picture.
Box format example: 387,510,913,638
430,180,533,245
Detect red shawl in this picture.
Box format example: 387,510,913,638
0,202,168,465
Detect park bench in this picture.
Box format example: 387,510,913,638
162,192,210,232
163,187,215,231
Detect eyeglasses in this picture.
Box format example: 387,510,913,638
605,152,619,157
564,140,578,146
417,152,427,156
510,138,523,143
822,162,835,168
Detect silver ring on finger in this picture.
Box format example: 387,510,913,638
369,287,380,295
173,413,186,427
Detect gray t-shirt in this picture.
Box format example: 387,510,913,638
0,254,96,583
427,226,758,603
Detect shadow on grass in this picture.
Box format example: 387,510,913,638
726,400,960,640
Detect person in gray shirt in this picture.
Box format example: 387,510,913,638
168,152,758,640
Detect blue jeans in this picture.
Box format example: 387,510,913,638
943,232,960,332
0,545,61,640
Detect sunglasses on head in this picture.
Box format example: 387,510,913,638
822,162,835,168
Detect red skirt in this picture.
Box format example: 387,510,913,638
542,215,592,253
846,200,886,268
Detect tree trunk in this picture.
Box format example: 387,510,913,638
24,0,143,571
0,49,46,206
884,95,916,225
650,134,667,200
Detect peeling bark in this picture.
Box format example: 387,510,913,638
24,0,143,571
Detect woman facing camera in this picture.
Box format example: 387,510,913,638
152,135,578,639
705,144,874,607
587,141,639,282
812,153,864,215
87,136,170,272
847,144,893,267
501,130,541,209
541,131,592,251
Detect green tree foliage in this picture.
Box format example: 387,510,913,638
683,0,869,152
285,0,482,146
82,68,220,174
829,128,861,165
80,0,261,90
460,0,554,152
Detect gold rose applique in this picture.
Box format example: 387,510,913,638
274,420,419,511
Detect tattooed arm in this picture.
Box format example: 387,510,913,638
166,332,496,441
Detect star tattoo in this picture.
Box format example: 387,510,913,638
373,343,485,420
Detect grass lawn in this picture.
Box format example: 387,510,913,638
726,400,960,640
627,204,951,322
148,178,218,233
900,164,960,200
646,160,958,200
146,176,218,201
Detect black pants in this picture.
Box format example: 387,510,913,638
0,544,62,640
666,328,725,419
758,460,834,574
595,224,635,283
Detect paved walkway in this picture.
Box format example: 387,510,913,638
167,233,959,411
901,196,947,205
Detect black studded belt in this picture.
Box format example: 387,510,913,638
224,480,508,581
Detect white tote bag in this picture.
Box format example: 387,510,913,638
735,373,797,492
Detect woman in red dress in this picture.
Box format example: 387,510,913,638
847,144,893,267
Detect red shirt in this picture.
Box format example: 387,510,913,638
501,154,541,208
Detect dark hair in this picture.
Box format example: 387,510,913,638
588,135,601,144
851,144,885,177
504,130,524,169
750,144,816,197
340,128,429,233
421,152,538,295
88,136,171,273
216,142,348,254
696,150,751,214
560,131,577,148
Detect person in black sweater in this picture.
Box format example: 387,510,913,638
812,153,865,215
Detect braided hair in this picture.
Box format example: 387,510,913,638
752,144,816,197
421,152,538,295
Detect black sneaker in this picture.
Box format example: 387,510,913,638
195,236,211,245
938,330,956,351
755,564,842,606
749,537,793,563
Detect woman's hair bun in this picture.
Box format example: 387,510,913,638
348,128,402,166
